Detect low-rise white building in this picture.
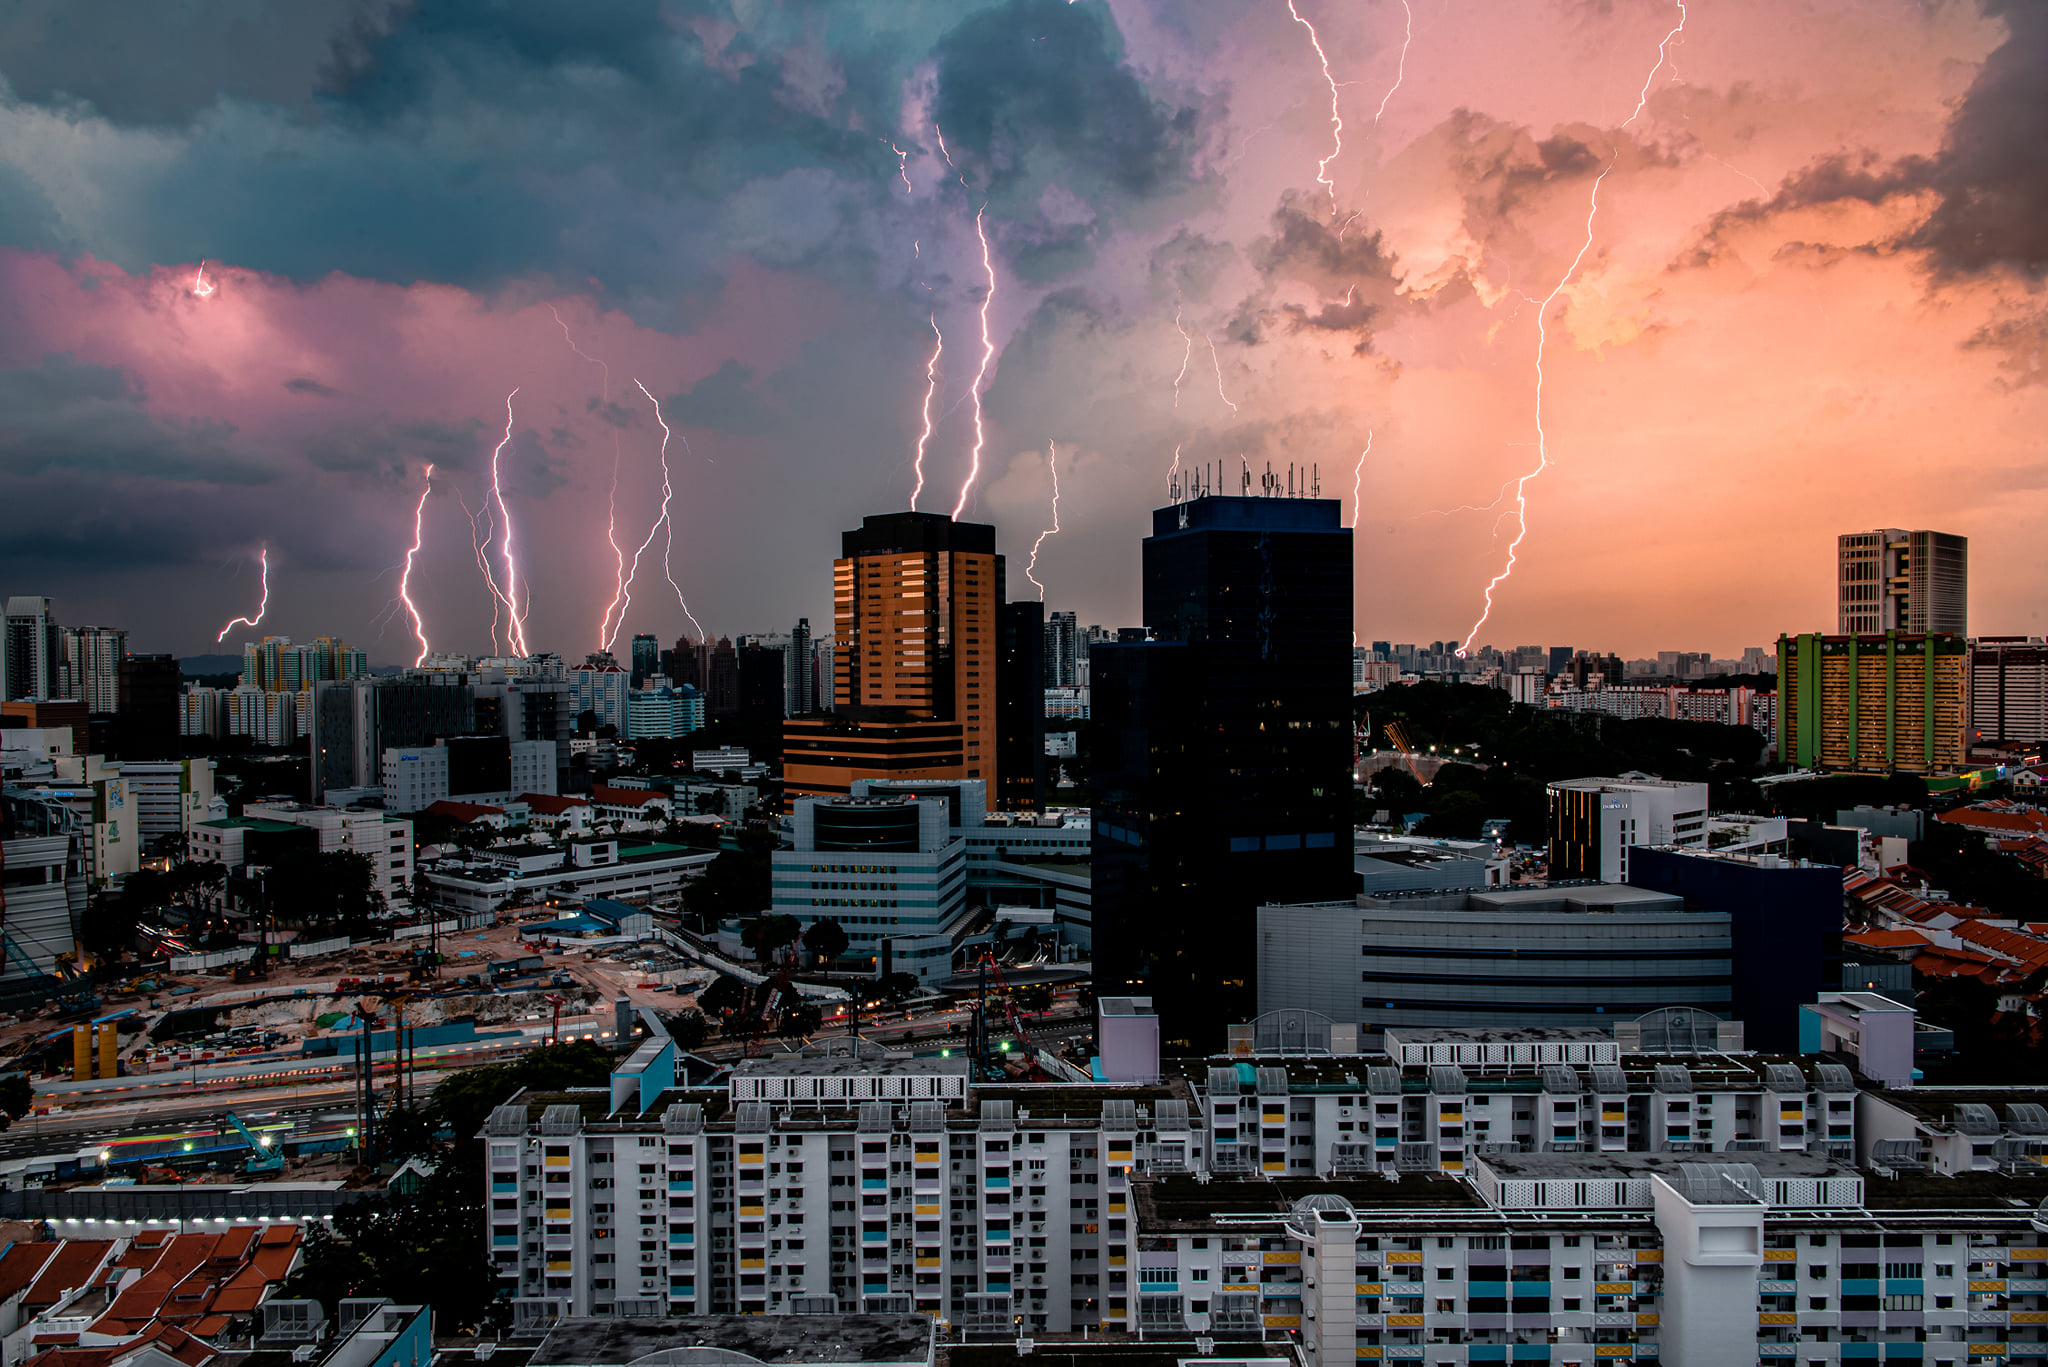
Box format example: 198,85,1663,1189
1547,774,1710,882
423,836,717,915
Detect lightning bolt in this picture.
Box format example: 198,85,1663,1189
1168,442,1184,499
1351,431,1372,528
489,389,532,658
550,305,628,652
1287,0,1344,211
618,379,705,646
1024,441,1062,601
214,548,270,643
952,207,998,519
909,316,944,511
1206,334,1240,416
1457,1,1687,658
192,262,216,299
935,125,955,168
888,140,914,194
1171,306,1194,409
399,465,436,667
1374,1,1413,127
456,486,507,655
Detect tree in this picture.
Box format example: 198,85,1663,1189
741,914,802,963
777,1002,823,1038
697,974,748,1017
802,918,849,965
681,833,775,928
877,971,920,1004
0,1074,32,1130
668,1010,711,1050
1014,985,1054,1015
264,849,387,936
449,823,497,857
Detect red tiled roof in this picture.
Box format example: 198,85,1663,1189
1939,807,2048,836
519,793,591,814
424,800,503,821
0,1242,60,1301
1951,921,2048,970
25,1241,113,1307
1844,929,1931,951
590,785,665,807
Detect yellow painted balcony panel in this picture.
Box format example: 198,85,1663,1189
740,1204,765,1217
1387,1315,1424,1327
1387,1251,1423,1264
1596,1349,1634,1359
2011,1312,2048,1325
1635,1250,1663,1263
1263,1317,1300,1330
2011,1249,2046,1261
1356,1350,1383,1360
544,1155,571,1167
1763,1250,1796,1262
1974,1282,2011,1294
917,1257,940,1268
1636,1314,1659,1327
1601,1111,1625,1122
546,1259,573,1272
1760,1314,1796,1326
1265,1251,1301,1265
1595,1283,1633,1295
1108,1256,1126,1266
1356,1284,1383,1295
915,1204,940,1216
740,1257,765,1269
1966,1346,2009,1357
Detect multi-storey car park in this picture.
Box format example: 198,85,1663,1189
482,1015,2048,1365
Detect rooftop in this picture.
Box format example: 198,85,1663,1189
1139,1174,1486,1228
532,1315,933,1367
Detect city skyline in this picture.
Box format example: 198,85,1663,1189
3,2,2045,657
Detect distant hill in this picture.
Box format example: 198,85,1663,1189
178,654,244,677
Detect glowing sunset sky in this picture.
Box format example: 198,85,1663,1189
0,0,2042,659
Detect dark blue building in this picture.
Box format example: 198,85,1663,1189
1627,847,1844,1051
1089,494,1353,1048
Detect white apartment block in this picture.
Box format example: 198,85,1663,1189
483,1029,2048,1365
117,759,216,840
241,801,414,899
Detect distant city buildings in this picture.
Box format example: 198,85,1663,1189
1838,527,1968,635
1,596,61,701
1778,630,1968,773
1970,636,2048,747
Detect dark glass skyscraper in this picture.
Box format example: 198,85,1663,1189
1089,494,1353,1048
629,633,659,687
997,600,1047,812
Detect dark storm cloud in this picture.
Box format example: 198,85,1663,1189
285,376,345,397
1908,0,2048,277
0,0,374,125
668,360,777,437
301,417,487,475
506,427,567,500
0,354,268,483
1680,0,2048,282
931,0,1204,205
1227,201,1410,352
